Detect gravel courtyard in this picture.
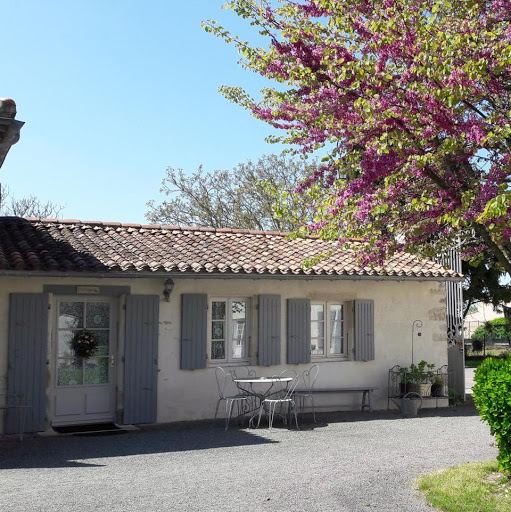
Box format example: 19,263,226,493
0,405,497,512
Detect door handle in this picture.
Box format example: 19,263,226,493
110,354,115,367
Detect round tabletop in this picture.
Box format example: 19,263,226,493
234,376,293,383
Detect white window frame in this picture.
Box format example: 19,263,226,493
310,301,350,360
209,297,251,364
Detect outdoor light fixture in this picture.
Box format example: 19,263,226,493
163,278,175,302
411,319,423,365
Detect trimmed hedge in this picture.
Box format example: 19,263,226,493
473,354,511,476
472,317,511,343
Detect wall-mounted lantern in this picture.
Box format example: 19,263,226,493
163,278,175,302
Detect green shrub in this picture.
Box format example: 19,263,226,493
473,355,511,477
471,337,484,352
472,317,511,343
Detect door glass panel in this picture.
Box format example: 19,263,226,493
58,302,84,329
85,302,110,328
84,358,109,385
56,298,113,387
58,331,75,357
57,358,83,386
94,330,110,356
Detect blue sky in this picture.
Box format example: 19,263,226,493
1,1,282,223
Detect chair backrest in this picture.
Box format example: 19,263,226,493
215,367,236,399
302,364,319,392
274,369,300,400
231,365,256,379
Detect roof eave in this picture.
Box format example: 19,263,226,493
0,269,462,282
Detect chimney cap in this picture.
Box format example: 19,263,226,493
0,98,17,119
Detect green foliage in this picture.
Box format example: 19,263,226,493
462,256,511,319
471,337,484,352
205,0,511,274
398,360,436,384
472,318,511,343
473,355,511,476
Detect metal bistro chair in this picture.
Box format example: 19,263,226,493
253,369,301,431
213,367,249,430
294,364,320,423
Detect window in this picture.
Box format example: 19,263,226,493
210,298,250,362
311,302,348,358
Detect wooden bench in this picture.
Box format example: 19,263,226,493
294,387,376,413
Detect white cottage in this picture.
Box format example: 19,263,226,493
0,217,461,434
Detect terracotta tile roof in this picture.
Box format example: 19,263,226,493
0,217,461,279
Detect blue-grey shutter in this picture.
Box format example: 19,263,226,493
354,299,375,361
258,294,281,366
180,294,207,370
287,298,311,364
124,295,159,424
7,293,48,433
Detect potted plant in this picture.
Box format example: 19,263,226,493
431,374,447,397
398,360,435,397
397,366,413,397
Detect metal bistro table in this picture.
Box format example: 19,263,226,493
234,376,294,428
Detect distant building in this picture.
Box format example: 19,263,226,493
464,302,510,338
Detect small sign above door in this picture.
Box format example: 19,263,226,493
76,286,100,294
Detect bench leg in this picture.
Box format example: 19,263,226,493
361,390,373,412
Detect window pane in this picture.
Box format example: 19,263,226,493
330,338,343,355
211,340,225,360
85,302,110,328
59,302,84,329
231,320,246,359
311,338,325,356
311,322,325,339
330,305,344,338
57,358,83,386
212,321,224,340
232,300,246,319
311,304,324,322
212,301,226,320
330,304,344,355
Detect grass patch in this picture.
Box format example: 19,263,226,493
416,461,511,512
465,357,484,368
465,349,511,368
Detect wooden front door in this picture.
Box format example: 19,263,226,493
52,296,117,426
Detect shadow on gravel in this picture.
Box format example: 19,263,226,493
0,401,480,470
295,399,480,429
0,426,277,470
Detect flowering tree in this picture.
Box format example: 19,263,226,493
204,0,511,272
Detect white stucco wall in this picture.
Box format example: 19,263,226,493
0,275,448,430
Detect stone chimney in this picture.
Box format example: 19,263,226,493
0,98,24,169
